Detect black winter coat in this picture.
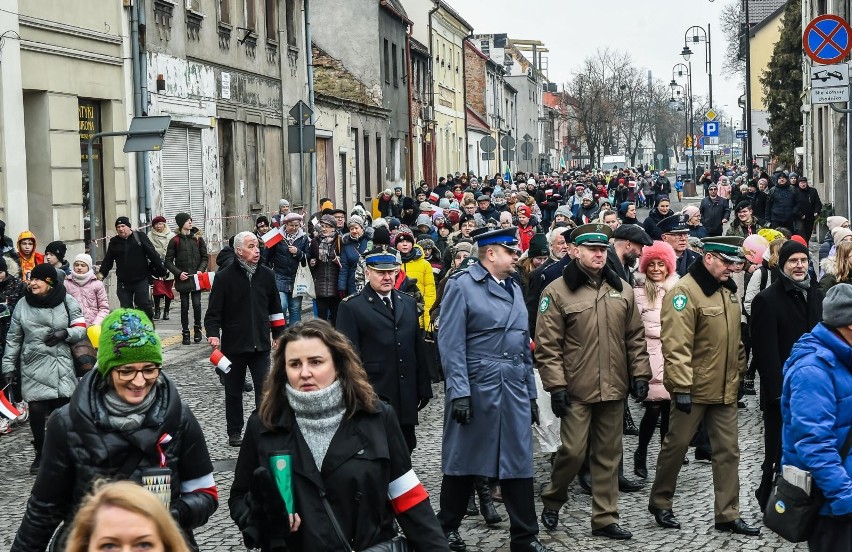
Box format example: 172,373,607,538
267,232,310,295
796,186,823,222
99,231,166,284
229,404,448,552
751,276,823,408
165,230,209,293
699,196,730,235
748,190,769,220
767,183,798,226
204,261,284,355
336,286,432,426
643,208,669,240
12,371,217,552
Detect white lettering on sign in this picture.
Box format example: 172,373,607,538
221,72,231,100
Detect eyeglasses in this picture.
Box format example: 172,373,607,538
785,258,809,267
114,367,161,381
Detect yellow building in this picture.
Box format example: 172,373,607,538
748,1,786,162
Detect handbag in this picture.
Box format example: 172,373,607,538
320,492,410,552
294,259,316,299
763,426,852,542
62,301,97,377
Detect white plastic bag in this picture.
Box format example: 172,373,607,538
294,260,316,299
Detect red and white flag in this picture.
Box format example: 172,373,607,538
210,350,232,374
429,191,439,203
0,391,21,420
545,188,554,197
269,313,286,328
388,469,429,514
193,271,215,291
261,228,284,248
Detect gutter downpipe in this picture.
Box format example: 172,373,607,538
427,2,439,188
130,0,150,224
305,0,317,209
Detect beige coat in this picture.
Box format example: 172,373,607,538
535,260,651,403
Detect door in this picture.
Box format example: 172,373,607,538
316,137,329,204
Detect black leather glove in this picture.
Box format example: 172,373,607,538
531,400,540,426
674,393,693,415
1,372,13,388
250,467,290,549
44,328,68,347
550,389,570,418
633,379,649,403
417,397,430,411
451,397,472,425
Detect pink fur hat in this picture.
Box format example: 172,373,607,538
639,240,677,276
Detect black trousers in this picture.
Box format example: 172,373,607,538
29,397,70,454
400,424,416,453
638,400,670,452
117,279,154,321
223,352,269,435
809,515,852,552
438,475,538,547
179,291,202,330
797,219,816,242
315,296,341,325
761,403,783,477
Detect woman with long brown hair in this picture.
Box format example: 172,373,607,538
229,319,447,552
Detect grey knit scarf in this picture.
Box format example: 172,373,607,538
782,271,811,295
101,382,160,432
286,380,345,470
237,258,258,281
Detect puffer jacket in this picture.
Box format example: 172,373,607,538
781,322,852,516
767,182,798,225
0,262,26,350
267,230,310,294
633,275,678,401
11,371,218,552
400,245,436,330
149,227,177,281
1,290,85,402
339,229,372,295
310,234,342,298
64,273,110,326
535,260,651,402
165,229,209,293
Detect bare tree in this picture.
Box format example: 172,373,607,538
719,0,746,79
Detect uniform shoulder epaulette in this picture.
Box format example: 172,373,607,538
448,269,470,280
341,292,358,302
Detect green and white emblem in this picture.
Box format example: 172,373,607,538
539,296,550,313
672,294,688,311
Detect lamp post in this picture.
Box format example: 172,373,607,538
683,24,713,175
672,63,696,186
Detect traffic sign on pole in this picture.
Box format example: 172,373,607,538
803,14,852,64
480,135,497,152
735,129,748,139
703,121,719,137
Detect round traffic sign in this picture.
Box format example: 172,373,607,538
521,142,534,154
479,135,497,152
804,14,852,64
500,135,515,149
656,153,663,160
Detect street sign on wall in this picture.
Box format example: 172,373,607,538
810,63,851,104
804,15,852,64
735,129,748,139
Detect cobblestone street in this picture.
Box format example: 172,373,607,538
0,329,806,551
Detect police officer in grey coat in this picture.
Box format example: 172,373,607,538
437,227,551,552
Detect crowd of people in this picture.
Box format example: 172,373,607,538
1,162,851,552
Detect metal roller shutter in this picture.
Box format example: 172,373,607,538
161,126,205,229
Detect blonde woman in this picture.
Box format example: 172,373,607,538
744,238,787,316
820,240,852,294
65,481,190,552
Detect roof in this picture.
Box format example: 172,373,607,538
748,0,786,25
466,106,490,133
749,1,786,36
436,0,474,33
543,91,561,109
312,44,382,108
380,0,412,25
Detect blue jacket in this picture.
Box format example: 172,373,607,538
767,183,798,225
338,231,371,295
266,232,310,294
781,323,852,516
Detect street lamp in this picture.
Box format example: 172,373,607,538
673,62,696,186
683,24,714,174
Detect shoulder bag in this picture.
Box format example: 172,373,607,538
763,427,852,542
63,299,96,377
133,231,168,279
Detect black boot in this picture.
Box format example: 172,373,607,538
182,330,191,345
162,299,171,321
153,304,161,320
194,325,203,343
623,405,639,436
30,451,42,475
476,477,502,525
466,493,478,516
634,448,648,479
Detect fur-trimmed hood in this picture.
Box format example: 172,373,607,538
820,254,837,276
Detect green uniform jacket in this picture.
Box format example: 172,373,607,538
661,259,746,404
535,260,651,402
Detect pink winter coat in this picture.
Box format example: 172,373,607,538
64,273,110,326
633,276,678,402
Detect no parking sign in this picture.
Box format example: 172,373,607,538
804,14,852,64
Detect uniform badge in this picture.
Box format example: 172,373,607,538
538,296,550,313
672,294,688,311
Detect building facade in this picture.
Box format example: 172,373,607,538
0,0,134,259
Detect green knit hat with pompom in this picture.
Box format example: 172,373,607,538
97,309,162,377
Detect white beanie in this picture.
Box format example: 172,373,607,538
75,253,93,269
827,216,849,232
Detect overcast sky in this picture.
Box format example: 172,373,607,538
451,0,743,124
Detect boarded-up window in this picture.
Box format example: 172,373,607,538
285,0,297,47
245,0,256,30
265,0,276,40
161,127,205,227
219,0,230,23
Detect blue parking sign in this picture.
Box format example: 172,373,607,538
703,122,719,137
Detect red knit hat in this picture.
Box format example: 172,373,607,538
638,240,677,277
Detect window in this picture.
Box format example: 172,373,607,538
392,43,399,87
384,39,390,84
265,0,276,40
219,0,230,23
353,128,361,200
285,0,297,47
376,135,382,189
161,126,205,228
245,0,256,30
364,135,371,197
